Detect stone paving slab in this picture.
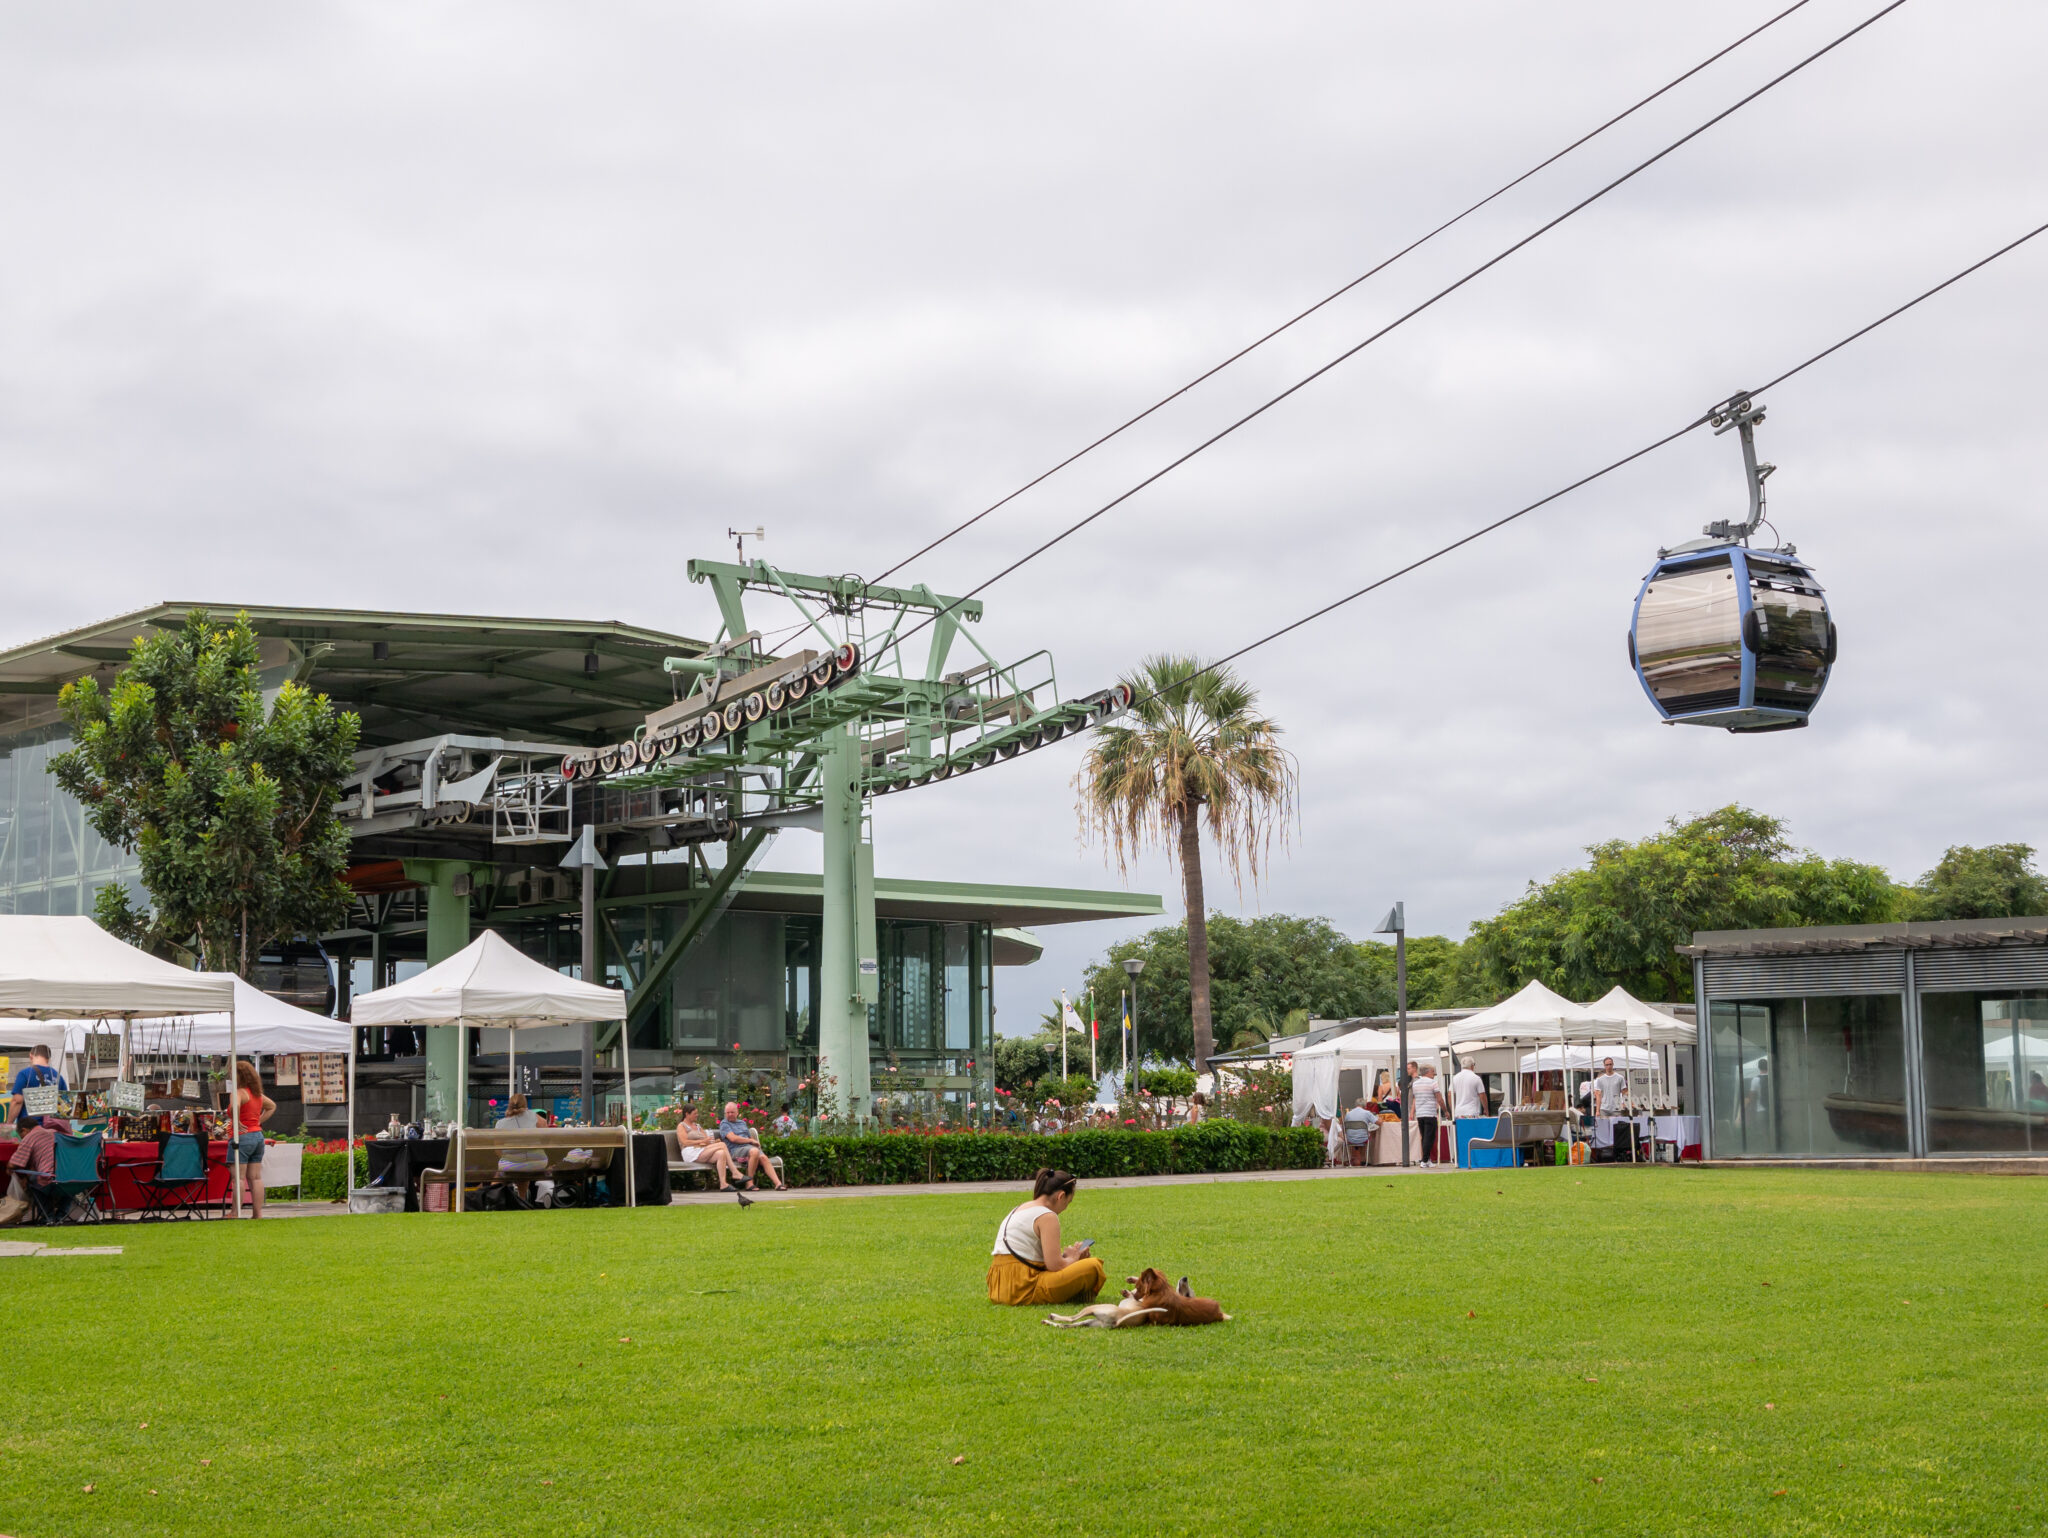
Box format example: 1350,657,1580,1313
0,1240,123,1256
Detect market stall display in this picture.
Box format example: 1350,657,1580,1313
350,930,628,1212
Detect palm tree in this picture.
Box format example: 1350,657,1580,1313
1075,655,1297,1078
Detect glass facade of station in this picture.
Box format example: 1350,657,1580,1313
0,717,144,919
1697,926,2048,1159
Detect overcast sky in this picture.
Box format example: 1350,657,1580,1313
3,1,2043,1022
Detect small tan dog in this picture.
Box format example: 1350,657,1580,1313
1045,1267,1231,1328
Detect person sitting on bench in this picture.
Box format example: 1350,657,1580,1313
676,1108,740,1190
716,1102,785,1190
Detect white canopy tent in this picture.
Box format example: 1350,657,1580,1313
0,916,235,1019
350,930,629,1210
1289,1027,1402,1123
1445,980,1625,1108
60,974,349,1058
1516,1045,1661,1072
0,915,247,1211
1583,986,1696,1109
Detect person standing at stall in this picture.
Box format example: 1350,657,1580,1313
1451,1058,1488,1121
227,1059,276,1219
1411,1065,1444,1166
8,1044,67,1135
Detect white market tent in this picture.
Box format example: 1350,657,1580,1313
61,974,349,1058
0,916,235,1019
1588,985,1697,1045
0,915,250,1212
1445,980,1625,1107
350,929,628,1210
1517,1045,1661,1073
1584,986,1696,1107
1289,1027,1402,1123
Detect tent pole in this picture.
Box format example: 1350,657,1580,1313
346,1023,356,1203
621,1015,636,1208
454,1017,467,1215
229,1008,241,1220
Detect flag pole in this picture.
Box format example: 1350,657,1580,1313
1059,992,1068,1081
1089,988,1097,1080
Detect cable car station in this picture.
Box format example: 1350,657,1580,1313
0,588,1161,1132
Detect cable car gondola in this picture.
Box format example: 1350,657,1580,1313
1628,394,1835,733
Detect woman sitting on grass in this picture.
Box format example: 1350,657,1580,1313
987,1168,1105,1306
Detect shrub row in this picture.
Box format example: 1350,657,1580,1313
293,1149,368,1202
289,1123,1321,1200
761,1121,1322,1188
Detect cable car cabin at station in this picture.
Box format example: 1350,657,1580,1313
1630,543,1834,732
1627,392,1837,734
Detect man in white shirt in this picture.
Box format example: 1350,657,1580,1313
1450,1060,1487,1121
1592,1058,1629,1116
1409,1066,1444,1165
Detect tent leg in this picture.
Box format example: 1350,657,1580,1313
621,1025,635,1208
346,1026,356,1203
454,1019,467,1214
228,1011,241,1220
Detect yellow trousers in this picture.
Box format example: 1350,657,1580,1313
987,1252,1106,1306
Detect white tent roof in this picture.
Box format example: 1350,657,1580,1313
1289,1026,1403,1064
351,929,626,1028
1517,1044,1661,1072
59,975,351,1057
1586,985,1697,1045
1444,979,1625,1045
0,916,235,1020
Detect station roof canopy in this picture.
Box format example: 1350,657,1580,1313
1681,915,2048,958
0,601,710,748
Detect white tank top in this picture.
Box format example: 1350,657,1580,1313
992,1202,1048,1265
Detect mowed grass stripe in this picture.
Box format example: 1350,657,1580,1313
3,1169,2043,1537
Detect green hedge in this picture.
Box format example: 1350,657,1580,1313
762,1122,1322,1188
292,1149,368,1202
286,1125,1320,1201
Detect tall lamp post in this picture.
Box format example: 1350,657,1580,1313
1122,957,1145,1103
1376,902,1408,1168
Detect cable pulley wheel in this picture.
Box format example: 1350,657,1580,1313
598,747,620,775
765,680,787,712
560,755,581,782
656,733,680,760
786,672,810,702
834,642,860,678
743,692,767,724
678,720,701,750
808,656,834,689
722,701,746,733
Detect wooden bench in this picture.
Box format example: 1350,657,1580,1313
661,1129,785,1191
419,1128,627,1212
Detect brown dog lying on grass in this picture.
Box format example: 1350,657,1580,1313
1044,1268,1230,1328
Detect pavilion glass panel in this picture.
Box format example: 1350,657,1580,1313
1708,995,1907,1156
1917,991,2048,1155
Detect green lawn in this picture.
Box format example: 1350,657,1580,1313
5,1168,2045,1537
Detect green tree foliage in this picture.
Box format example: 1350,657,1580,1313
51,611,360,975
1075,655,1296,1077
992,1034,1056,1096
1081,913,1392,1065
1463,805,1902,1003
1355,933,1490,1010
1907,843,2048,920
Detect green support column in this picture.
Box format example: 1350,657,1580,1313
407,860,474,1124
817,725,873,1121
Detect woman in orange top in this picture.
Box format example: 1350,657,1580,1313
228,1059,276,1218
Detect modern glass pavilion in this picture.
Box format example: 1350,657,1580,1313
0,602,1161,1124
1686,917,2048,1161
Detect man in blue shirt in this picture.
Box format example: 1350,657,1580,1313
9,1044,68,1134
716,1100,785,1190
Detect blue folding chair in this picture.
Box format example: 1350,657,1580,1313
27,1130,106,1226
140,1132,214,1220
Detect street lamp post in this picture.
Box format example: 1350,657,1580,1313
1376,902,1409,1168
1121,957,1145,1104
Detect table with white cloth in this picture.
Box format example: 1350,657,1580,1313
1654,1114,1702,1159
1591,1113,1701,1159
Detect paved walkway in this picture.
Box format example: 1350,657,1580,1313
165,1162,1465,1219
